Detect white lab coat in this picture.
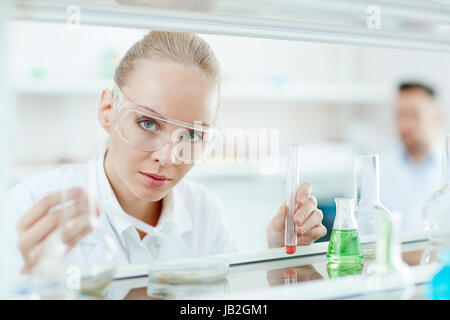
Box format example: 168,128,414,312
8,148,238,274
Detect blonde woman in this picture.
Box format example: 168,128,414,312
10,31,326,274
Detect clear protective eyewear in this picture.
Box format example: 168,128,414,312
112,82,218,164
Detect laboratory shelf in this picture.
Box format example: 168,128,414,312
11,0,450,52
13,79,392,104
12,79,113,96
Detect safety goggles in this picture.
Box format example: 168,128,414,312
112,82,218,164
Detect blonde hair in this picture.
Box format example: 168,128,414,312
114,31,221,88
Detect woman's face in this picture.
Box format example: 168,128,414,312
99,59,218,202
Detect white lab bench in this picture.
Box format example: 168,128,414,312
102,233,441,300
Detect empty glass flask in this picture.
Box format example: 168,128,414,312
423,133,450,245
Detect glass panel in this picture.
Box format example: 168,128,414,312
6,5,450,299
0,0,13,299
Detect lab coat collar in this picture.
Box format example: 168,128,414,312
93,147,193,248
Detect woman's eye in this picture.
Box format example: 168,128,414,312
184,131,203,143
138,119,157,131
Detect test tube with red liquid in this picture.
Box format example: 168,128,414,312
285,144,300,254
284,268,298,285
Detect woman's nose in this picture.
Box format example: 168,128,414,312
150,142,182,166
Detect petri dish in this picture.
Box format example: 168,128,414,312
146,257,230,299
148,257,229,284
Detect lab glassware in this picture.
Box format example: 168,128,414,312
28,168,78,299
327,198,363,262
28,224,73,299
428,250,450,300
420,242,442,265
326,261,364,279
37,165,118,297
147,257,229,299
284,268,298,285
285,144,300,254
422,133,450,245
67,165,118,296
354,155,392,259
428,214,450,300
364,212,414,299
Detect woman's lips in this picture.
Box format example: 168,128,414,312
139,172,170,188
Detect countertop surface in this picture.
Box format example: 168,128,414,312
102,238,438,300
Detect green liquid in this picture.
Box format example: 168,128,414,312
326,261,364,279
326,229,364,262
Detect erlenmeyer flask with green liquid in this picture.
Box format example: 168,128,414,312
327,261,364,279
327,198,364,262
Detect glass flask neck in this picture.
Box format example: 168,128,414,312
333,198,357,230
355,155,381,207
376,212,402,273
442,134,450,185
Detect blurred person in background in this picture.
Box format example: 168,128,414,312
381,81,446,233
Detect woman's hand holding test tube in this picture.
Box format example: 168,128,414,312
266,182,327,249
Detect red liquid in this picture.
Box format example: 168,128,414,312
284,268,298,278
285,245,296,254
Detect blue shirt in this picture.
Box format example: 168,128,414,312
380,145,442,234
